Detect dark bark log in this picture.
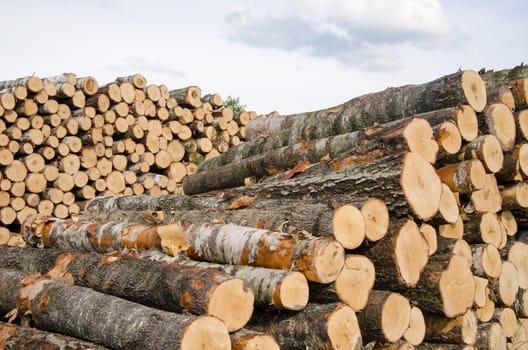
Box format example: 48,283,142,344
365,219,429,289
247,303,362,350
0,270,231,350
423,310,478,345
245,70,486,142
357,290,411,343
0,246,254,332
400,254,475,318
0,322,108,349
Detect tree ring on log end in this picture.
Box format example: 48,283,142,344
181,316,231,350
401,152,442,220
207,278,254,332
437,121,462,155
438,183,459,224
485,103,516,151
461,70,487,112
480,135,504,173
335,255,375,312
361,198,389,242
307,240,345,284
327,304,362,350
440,255,475,318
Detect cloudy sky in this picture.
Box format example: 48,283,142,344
1,1,526,114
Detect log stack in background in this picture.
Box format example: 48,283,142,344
0,72,259,235
3,64,528,349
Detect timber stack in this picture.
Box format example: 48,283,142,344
2,64,528,349
0,73,259,235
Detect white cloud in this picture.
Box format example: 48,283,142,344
225,0,454,71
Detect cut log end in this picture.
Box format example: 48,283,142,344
508,242,528,289
401,152,442,220
403,306,425,346
480,134,505,173
306,239,345,284
485,103,517,151
335,255,375,312
404,118,438,164
440,254,475,318
461,310,478,345
481,244,502,281
498,261,519,307
208,278,254,332
437,121,462,155
396,219,430,287
438,183,460,224
420,224,437,256
327,304,363,350
180,316,231,350
382,293,411,343
273,271,309,311
462,70,487,112
456,105,478,141
499,308,518,338
361,198,389,242
332,204,366,249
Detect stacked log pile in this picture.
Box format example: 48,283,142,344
3,64,528,349
0,73,257,233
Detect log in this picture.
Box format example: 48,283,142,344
507,241,528,289
436,159,486,193
181,222,345,283
490,260,519,307
471,244,502,280
492,308,518,338
245,70,486,142
247,303,362,350
0,321,108,349
475,322,507,350
170,86,202,108
230,329,280,350
480,103,516,151
365,219,429,289
423,310,478,345
309,254,375,312
404,306,426,346
0,246,240,330
22,215,162,252
0,269,231,350
402,253,475,318
357,290,411,343
143,251,309,311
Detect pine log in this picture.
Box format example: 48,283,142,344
0,269,231,350
0,321,108,349
245,70,486,143
143,250,309,311
423,310,478,345
181,223,344,283
402,253,475,318
309,254,375,312
230,329,280,350
5,247,253,332
247,303,362,350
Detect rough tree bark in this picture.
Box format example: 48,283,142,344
0,269,231,350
